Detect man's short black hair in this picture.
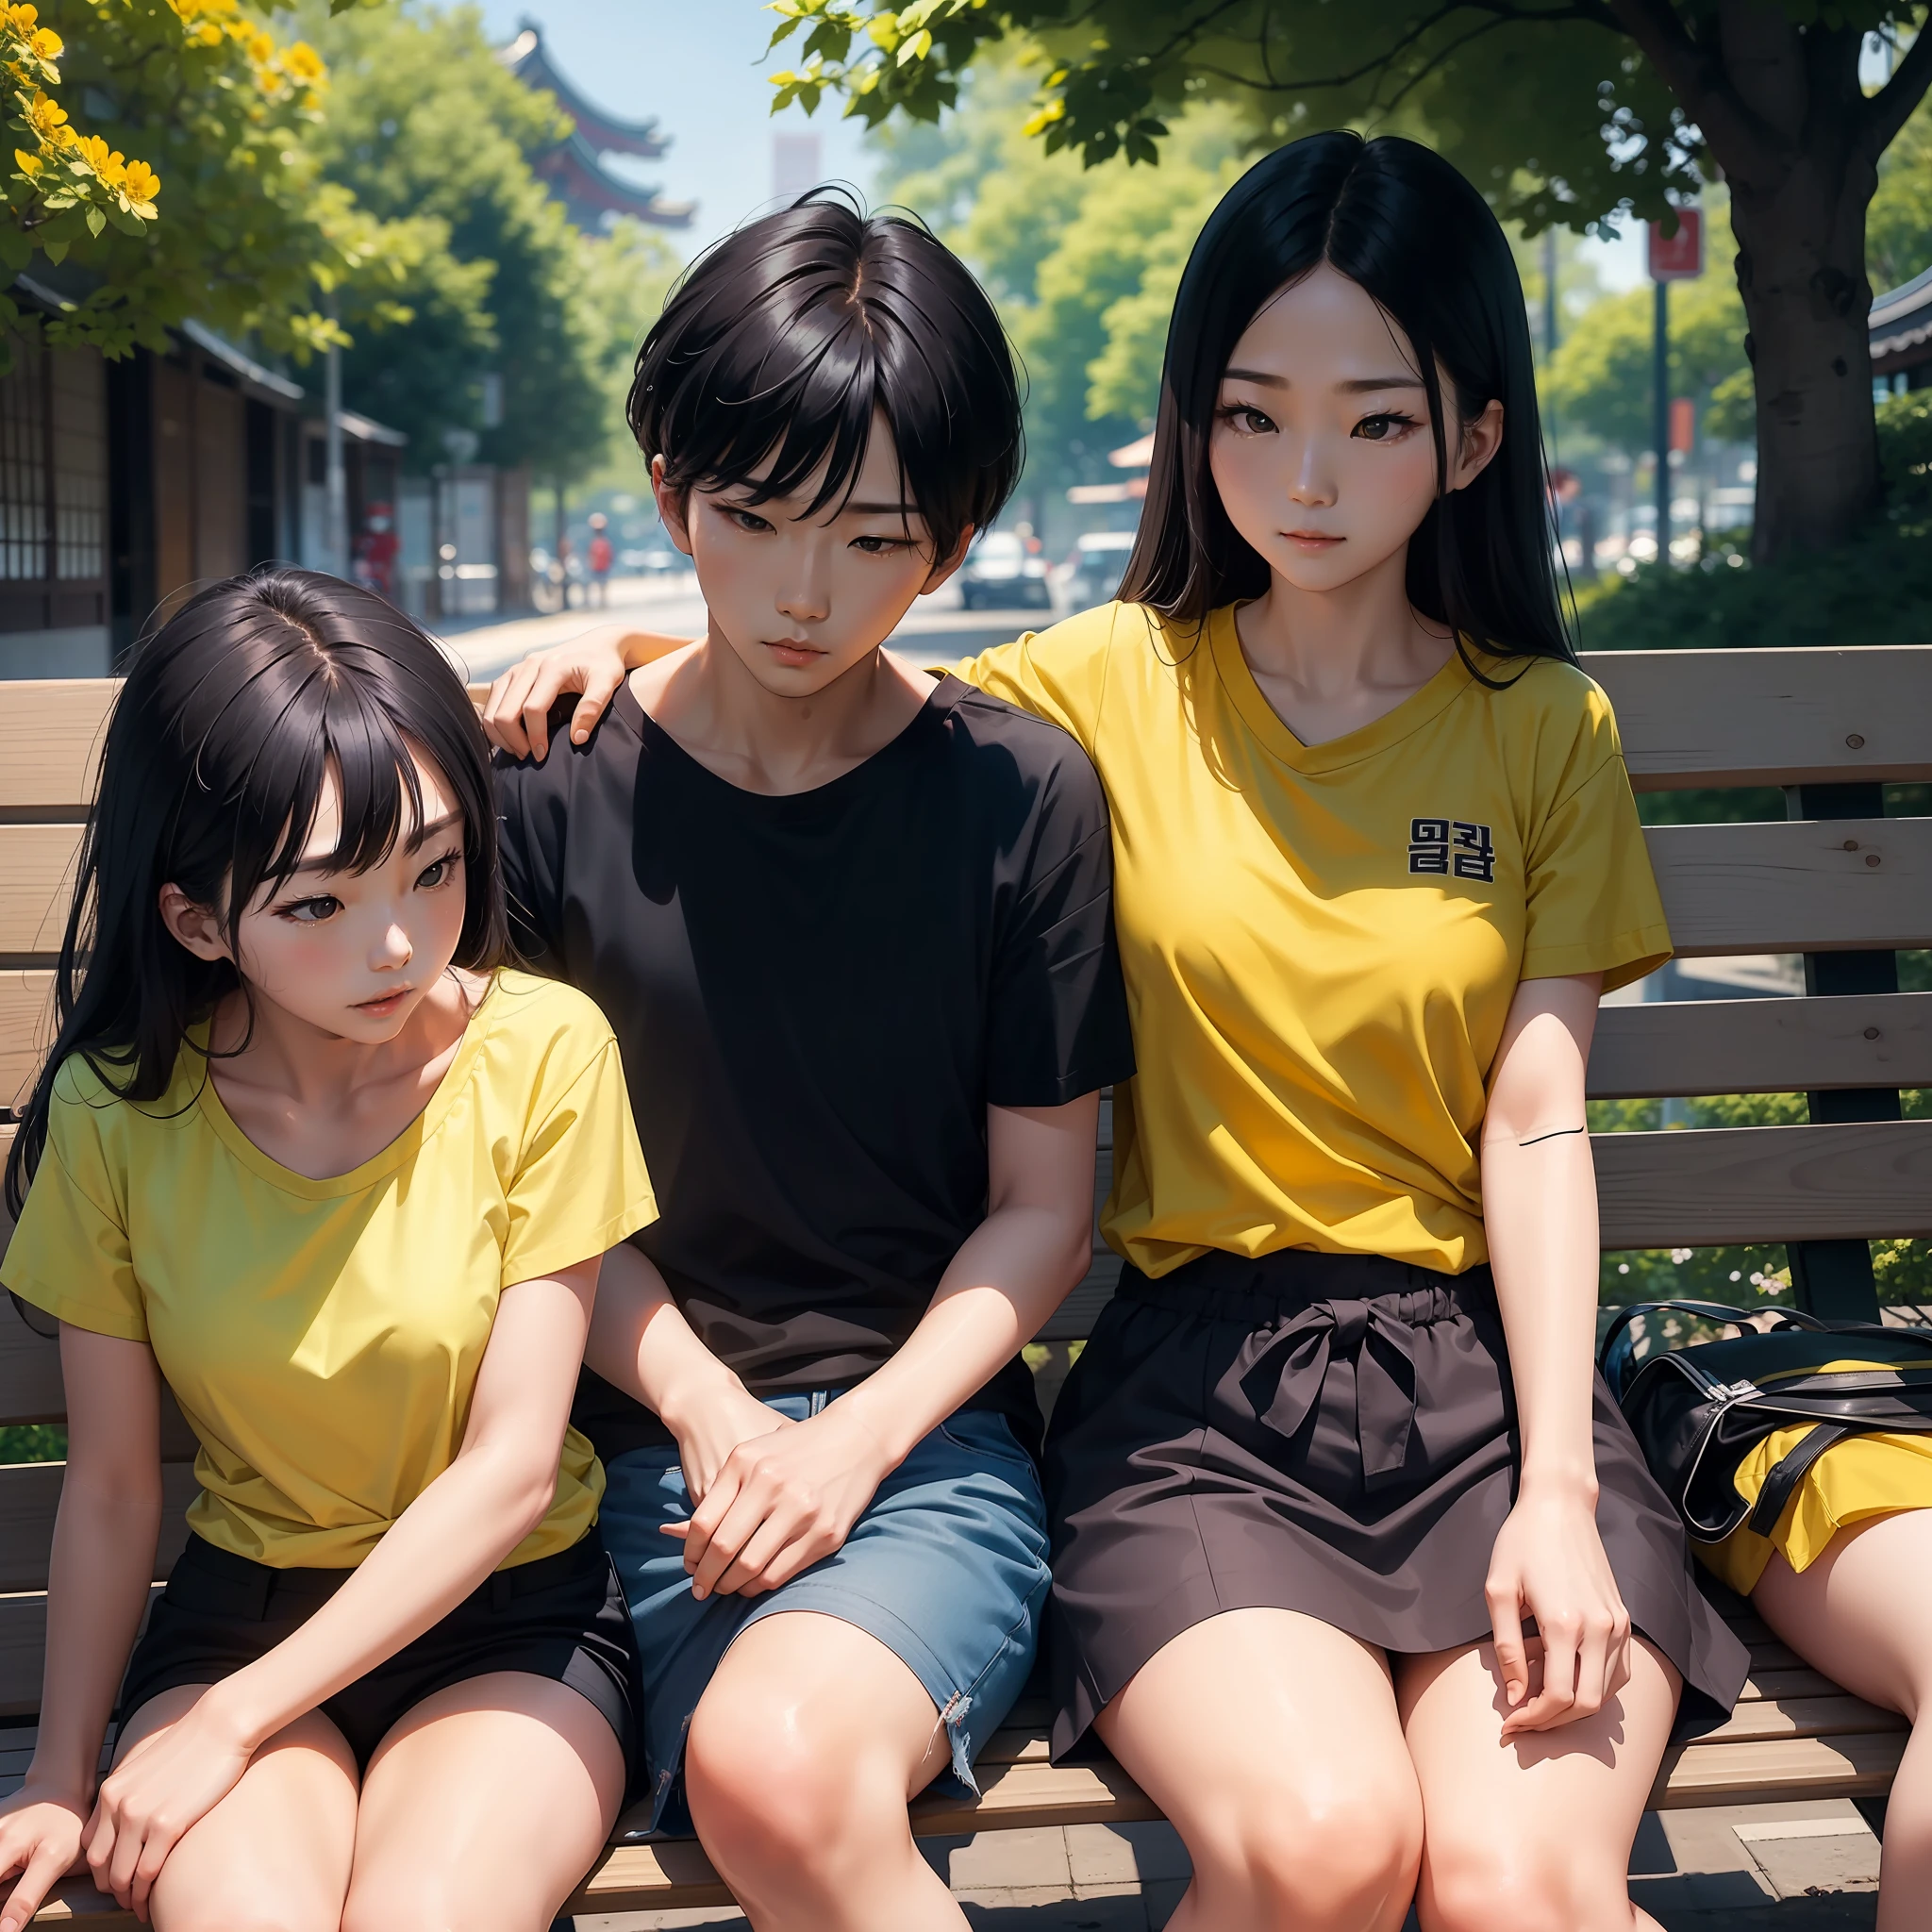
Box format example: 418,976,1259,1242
627,189,1024,562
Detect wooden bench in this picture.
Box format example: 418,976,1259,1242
1,645,1928,1920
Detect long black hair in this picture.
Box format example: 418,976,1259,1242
1118,131,1572,665
629,188,1024,563
4,567,507,1217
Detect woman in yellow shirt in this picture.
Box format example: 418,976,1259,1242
0,570,656,1931
489,135,1752,1932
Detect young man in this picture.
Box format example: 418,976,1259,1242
486,194,1133,1932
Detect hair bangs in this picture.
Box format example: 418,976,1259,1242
630,189,1024,565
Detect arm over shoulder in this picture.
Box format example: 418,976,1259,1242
946,602,1124,757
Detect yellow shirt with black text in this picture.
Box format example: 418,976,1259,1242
954,601,1671,1278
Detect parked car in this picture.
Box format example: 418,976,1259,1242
958,530,1052,609
1058,529,1137,614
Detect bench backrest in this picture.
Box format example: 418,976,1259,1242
0,651,1928,1714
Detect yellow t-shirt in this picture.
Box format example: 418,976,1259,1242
0,970,657,1569
955,601,1671,1277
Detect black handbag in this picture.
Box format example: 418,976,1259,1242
1598,1301,1932,1544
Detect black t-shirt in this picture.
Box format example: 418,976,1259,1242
493,674,1135,1461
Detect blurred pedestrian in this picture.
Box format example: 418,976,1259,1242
588,513,614,609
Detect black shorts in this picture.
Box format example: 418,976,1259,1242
118,1531,639,1772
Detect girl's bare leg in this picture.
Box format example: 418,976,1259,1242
681,1610,963,1932
1094,1608,1423,1932
341,1672,625,1932
1398,1635,1680,1932
114,1687,359,1932
1753,1509,1932,1932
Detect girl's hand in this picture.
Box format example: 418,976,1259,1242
0,1786,90,1932
665,1403,898,1600
666,1377,793,1506
1485,1478,1632,1737
482,625,686,761
83,1693,255,1920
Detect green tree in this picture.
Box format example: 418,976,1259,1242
879,72,1241,486
5,0,419,366
767,0,1932,568
1869,91,1932,292
304,2,673,483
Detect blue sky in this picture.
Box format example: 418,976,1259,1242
475,0,879,255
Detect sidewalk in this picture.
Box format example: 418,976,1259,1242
577,1798,1883,1931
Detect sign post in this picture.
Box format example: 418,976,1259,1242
1646,210,1704,564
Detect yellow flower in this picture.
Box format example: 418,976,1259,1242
281,40,324,84
12,146,40,176
26,25,58,59
75,132,125,187
119,158,158,214
243,26,272,62
5,6,39,33
24,90,66,136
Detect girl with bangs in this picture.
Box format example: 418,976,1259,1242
495,138,1754,1932
0,570,655,1932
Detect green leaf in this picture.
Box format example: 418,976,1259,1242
42,238,66,264
85,207,104,237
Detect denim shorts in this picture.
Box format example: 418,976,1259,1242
601,1391,1051,1836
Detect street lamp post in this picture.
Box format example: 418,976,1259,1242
1646,209,1704,567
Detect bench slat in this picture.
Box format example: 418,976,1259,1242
0,828,81,964
1583,647,1932,791
0,974,53,1112
6,820,1931,969
1651,1729,1907,1808
1596,1118,1932,1247
0,1463,198,1592
1590,991,1932,1099
1649,816,1932,958
0,685,111,817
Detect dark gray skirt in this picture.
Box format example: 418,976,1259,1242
1042,1250,1749,1758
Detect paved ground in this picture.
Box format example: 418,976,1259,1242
437,575,1054,686
573,1797,1883,1930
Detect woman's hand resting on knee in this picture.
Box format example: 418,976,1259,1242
1486,1474,1633,1738
0,1784,90,1932
81,1690,255,1919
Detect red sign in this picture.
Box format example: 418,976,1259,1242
1669,396,1696,454
1648,209,1704,281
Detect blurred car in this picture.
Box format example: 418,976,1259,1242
621,544,686,575
958,530,1052,610
1057,529,1137,613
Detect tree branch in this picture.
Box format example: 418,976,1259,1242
1862,22,1932,157
1599,0,1785,180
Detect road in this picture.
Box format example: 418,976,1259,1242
439,572,1057,686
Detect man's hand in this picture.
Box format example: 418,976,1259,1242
665,1376,793,1507
663,1401,899,1600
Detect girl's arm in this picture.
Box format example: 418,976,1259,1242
672,1095,1098,1599
584,1242,792,1507
483,625,687,762
82,1256,601,1913
0,1327,164,1932
1478,971,1634,1737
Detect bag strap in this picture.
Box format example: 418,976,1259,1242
1598,1300,1823,1373
1746,1424,1851,1538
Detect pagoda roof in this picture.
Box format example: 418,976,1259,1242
1871,261,1932,373
501,23,669,158
536,134,694,230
